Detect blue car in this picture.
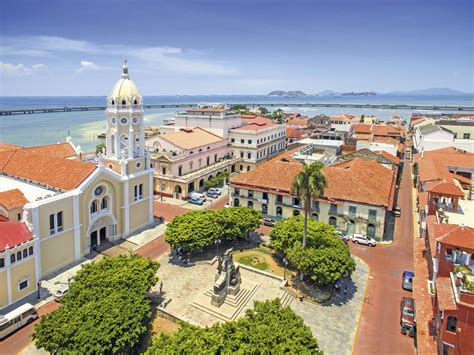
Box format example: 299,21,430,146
402,271,414,291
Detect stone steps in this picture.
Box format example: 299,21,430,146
280,290,294,308
192,284,260,322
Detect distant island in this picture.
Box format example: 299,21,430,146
267,90,307,97
316,87,470,97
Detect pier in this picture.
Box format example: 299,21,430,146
1,102,474,116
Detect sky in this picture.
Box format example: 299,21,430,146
0,0,472,96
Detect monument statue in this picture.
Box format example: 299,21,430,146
211,248,241,307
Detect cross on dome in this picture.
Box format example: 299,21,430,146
121,59,129,79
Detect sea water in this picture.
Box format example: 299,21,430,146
1,95,473,152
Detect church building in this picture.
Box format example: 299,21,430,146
0,62,154,310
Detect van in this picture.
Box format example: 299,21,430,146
189,192,206,202
0,303,38,339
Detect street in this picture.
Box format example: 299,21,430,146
351,158,415,354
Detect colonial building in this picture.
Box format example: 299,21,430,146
146,127,239,199
228,115,286,171
0,62,154,310
230,146,397,240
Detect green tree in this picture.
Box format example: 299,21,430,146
33,255,159,353
258,106,269,115
95,141,106,155
286,243,355,285
230,104,250,114
217,207,261,241
291,162,327,250
270,216,355,285
165,210,223,250
146,299,322,354
271,108,286,123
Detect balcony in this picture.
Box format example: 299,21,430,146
450,270,474,306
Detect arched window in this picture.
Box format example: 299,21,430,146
234,198,240,207
110,134,115,154
111,99,115,105
293,210,300,216
121,100,126,105
447,316,457,332
367,224,376,238
311,213,319,221
329,216,337,227
17,251,22,261
276,206,283,217
134,99,138,105
247,201,253,209
262,204,268,215
90,200,98,214
101,196,108,210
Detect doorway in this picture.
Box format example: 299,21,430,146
91,231,98,248
99,227,107,243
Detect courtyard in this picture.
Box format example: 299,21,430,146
155,251,369,355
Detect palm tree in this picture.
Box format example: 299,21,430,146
291,162,327,279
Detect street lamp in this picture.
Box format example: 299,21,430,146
37,281,41,299
215,238,221,257
160,183,166,201
283,258,288,281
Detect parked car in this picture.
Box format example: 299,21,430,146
206,191,219,199
208,188,221,195
54,287,69,302
263,218,275,227
393,206,401,217
189,192,206,202
350,234,377,247
336,230,349,242
402,271,414,291
189,197,204,205
400,297,416,328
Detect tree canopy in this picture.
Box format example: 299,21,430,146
165,207,261,250
33,255,159,353
146,299,322,354
270,216,355,285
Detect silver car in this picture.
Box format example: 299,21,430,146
350,234,377,247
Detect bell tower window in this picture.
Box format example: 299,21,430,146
134,99,138,105
121,100,126,105
111,99,115,105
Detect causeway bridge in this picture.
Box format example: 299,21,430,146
1,102,474,116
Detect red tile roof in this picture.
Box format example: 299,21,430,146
286,127,305,139
352,124,372,134
437,225,474,252
0,189,29,210
436,277,457,310
232,116,276,131
0,215,8,222
410,117,426,127
0,222,32,252
374,150,400,165
426,181,464,197
231,153,396,208
0,143,24,153
0,150,96,191
0,142,76,159
287,118,309,126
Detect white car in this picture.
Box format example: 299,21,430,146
208,188,221,195
350,234,377,247
54,287,69,302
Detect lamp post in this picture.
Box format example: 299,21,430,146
37,281,41,299
215,238,221,257
283,258,288,281
160,183,165,201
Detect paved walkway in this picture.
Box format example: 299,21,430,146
290,258,369,355
351,158,416,354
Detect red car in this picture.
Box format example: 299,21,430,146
400,297,416,328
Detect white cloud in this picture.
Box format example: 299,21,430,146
76,60,100,73
2,36,239,77
0,62,47,76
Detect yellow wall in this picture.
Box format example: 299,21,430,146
41,232,75,276
0,271,7,308
10,258,36,303
37,196,73,238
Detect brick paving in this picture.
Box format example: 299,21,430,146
351,158,416,355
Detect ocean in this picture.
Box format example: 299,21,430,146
1,95,473,152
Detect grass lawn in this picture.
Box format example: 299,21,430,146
234,249,290,277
